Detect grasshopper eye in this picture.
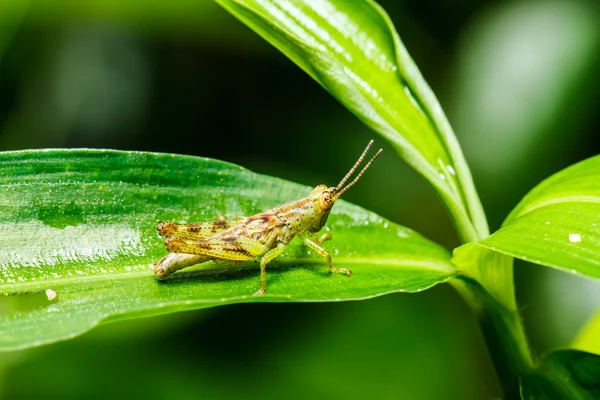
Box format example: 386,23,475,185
319,191,333,209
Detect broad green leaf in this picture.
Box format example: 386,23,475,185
520,350,600,399
479,155,600,280
0,149,455,350
215,0,488,242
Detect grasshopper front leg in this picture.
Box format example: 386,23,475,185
299,232,352,277
255,244,286,296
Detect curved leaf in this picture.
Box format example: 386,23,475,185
520,350,600,400
215,0,488,242
0,149,455,350
479,155,600,280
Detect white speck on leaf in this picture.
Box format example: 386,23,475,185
569,233,582,243
46,289,58,301
396,228,409,238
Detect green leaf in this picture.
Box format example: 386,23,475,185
0,149,455,350
214,0,488,242
520,350,600,399
479,155,600,280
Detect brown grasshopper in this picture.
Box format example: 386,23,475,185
154,140,382,295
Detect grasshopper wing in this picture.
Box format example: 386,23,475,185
165,236,265,261
158,221,234,239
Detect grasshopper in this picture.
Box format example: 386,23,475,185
154,140,382,295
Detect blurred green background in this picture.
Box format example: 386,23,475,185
1,0,599,398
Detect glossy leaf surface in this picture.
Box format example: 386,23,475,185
215,0,488,242
0,149,455,350
479,155,600,280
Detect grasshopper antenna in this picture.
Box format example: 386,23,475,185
335,141,382,199
336,140,374,191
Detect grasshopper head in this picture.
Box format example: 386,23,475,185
309,141,382,231
308,184,336,231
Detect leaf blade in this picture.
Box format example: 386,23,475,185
0,149,455,350
480,155,600,280
215,0,488,242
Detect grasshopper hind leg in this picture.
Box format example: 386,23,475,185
154,253,211,278
157,220,233,240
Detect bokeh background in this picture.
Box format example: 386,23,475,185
1,0,599,398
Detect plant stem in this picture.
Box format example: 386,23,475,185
460,276,536,397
